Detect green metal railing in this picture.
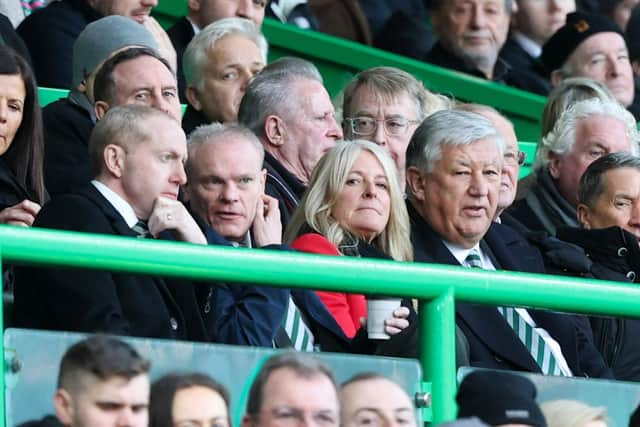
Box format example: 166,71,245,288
3,226,640,425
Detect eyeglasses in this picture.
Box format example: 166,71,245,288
345,117,420,137
504,150,526,166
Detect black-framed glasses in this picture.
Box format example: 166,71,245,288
504,150,526,166
345,117,420,137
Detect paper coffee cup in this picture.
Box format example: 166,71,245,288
367,298,401,340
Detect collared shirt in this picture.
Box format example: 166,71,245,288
512,31,542,59
187,16,200,35
91,180,138,228
443,238,573,376
230,232,252,248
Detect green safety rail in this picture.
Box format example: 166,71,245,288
2,226,640,424
38,87,68,107
152,1,546,141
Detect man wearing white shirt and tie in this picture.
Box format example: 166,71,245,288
405,109,611,377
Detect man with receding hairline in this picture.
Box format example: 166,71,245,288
15,105,209,340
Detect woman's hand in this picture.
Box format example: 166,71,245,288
384,306,410,335
0,199,41,226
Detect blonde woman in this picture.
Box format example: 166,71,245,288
285,140,412,338
541,400,608,427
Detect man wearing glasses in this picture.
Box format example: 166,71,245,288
341,66,450,191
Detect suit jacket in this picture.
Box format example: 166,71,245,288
263,152,306,229
17,0,101,88
167,16,194,103
13,184,208,341
408,202,611,377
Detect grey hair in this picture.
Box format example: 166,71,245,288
341,66,451,125
429,0,513,13
245,352,337,416
541,400,608,427
534,98,639,170
578,152,640,207
237,57,323,138
183,17,268,91
406,109,505,174
186,122,264,177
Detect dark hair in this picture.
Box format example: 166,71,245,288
245,352,336,416
57,335,150,392
93,46,172,105
149,372,231,427
0,47,45,204
578,152,640,207
630,401,640,427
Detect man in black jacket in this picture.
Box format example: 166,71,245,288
238,57,343,228
552,152,640,381
15,106,209,341
426,0,550,95
405,109,611,377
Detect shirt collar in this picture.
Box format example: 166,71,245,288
512,31,542,58
91,180,139,228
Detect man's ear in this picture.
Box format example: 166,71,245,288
264,115,285,147
577,203,592,229
550,69,564,87
188,0,201,12
185,86,202,112
103,144,126,178
94,101,110,120
53,389,74,426
547,152,562,179
406,166,426,201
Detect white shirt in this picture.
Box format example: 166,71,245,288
187,16,200,35
443,239,573,376
512,31,542,58
92,180,138,228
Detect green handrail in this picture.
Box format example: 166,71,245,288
3,226,640,424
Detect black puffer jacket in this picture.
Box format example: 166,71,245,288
528,224,640,381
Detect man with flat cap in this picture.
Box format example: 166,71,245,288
541,11,640,119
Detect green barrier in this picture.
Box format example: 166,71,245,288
37,87,68,107
3,226,640,424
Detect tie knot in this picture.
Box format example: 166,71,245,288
465,249,483,269
132,220,150,238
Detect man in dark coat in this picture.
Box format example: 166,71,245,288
550,152,640,381
167,0,265,101
14,106,209,341
16,0,160,88
426,0,550,95
508,98,637,235
238,57,343,228
404,109,611,377
499,0,575,82
42,16,160,197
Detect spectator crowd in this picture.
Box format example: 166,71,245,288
2,0,640,425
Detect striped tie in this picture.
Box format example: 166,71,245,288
464,249,564,376
132,220,150,238
283,297,315,351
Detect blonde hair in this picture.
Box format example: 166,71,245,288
285,140,413,262
541,400,608,427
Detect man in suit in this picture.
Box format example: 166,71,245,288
405,109,610,377
238,57,343,228
184,123,410,352
500,0,575,81
425,0,550,95
181,17,266,134
167,0,266,101
14,105,209,341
